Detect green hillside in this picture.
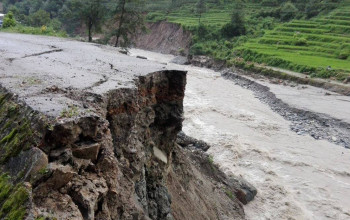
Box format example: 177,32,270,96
238,2,350,79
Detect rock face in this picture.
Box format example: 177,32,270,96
0,33,248,220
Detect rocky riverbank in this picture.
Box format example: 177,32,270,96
221,71,350,149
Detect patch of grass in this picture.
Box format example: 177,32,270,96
225,189,234,200
0,120,34,164
60,106,79,118
0,174,29,220
0,25,67,38
0,92,36,164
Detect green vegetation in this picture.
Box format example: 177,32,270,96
225,189,234,200
60,106,79,118
1,24,67,37
0,92,36,164
0,174,29,220
2,11,16,28
144,0,349,80
237,3,350,80
1,0,145,46
112,0,146,47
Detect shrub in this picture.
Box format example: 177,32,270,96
197,23,210,39
49,18,62,31
190,43,205,55
294,38,308,46
2,12,16,28
221,21,246,38
337,51,349,60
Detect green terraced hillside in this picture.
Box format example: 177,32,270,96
238,2,350,79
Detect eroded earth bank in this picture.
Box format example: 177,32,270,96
0,33,251,220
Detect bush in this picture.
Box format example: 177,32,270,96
337,51,349,60
2,12,16,28
294,38,308,46
197,23,210,39
49,18,62,31
190,43,205,55
221,20,246,38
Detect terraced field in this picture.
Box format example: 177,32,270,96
146,1,273,30
240,2,350,77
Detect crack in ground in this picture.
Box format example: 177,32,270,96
85,75,109,91
22,49,63,58
6,49,63,63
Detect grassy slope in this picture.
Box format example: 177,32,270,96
240,2,350,73
146,0,350,80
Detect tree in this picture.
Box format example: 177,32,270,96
59,0,106,42
280,2,298,21
305,0,322,18
43,0,65,18
83,0,105,42
196,0,206,26
220,0,245,38
2,11,16,28
113,0,146,48
28,9,50,27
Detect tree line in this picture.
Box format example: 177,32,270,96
0,0,341,46
1,0,146,47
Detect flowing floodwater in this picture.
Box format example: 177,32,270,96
129,49,350,220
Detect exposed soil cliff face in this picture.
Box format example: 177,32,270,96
1,70,187,220
0,33,247,220
134,22,191,56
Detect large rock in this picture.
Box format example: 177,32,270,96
4,147,48,181
72,143,101,162
227,176,257,205
176,131,211,151
170,56,189,65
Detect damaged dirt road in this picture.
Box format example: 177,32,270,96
0,32,170,116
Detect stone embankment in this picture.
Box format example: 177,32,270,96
0,33,253,220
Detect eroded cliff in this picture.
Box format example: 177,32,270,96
0,33,248,220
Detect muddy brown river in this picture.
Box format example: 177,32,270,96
130,49,350,220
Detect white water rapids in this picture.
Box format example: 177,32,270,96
129,49,350,220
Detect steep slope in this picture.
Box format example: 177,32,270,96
134,21,192,56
